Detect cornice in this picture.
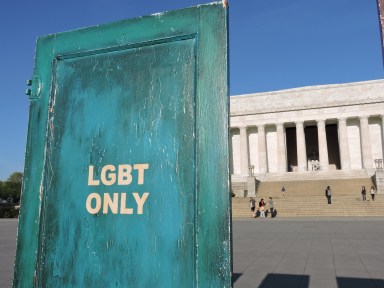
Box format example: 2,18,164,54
230,79,384,117
232,79,384,99
231,98,384,117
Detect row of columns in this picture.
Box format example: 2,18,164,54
338,116,375,170
236,115,382,176
239,125,269,175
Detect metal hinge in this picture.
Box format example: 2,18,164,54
25,78,41,100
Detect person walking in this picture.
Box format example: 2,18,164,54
249,197,256,217
268,197,275,218
361,186,367,201
325,186,332,204
259,199,266,218
281,186,286,196
370,186,376,201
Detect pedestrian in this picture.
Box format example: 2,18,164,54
361,186,367,201
325,186,332,204
259,199,266,218
370,186,376,201
281,186,286,196
249,197,256,217
268,197,274,218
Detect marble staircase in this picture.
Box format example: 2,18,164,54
231,177,384,218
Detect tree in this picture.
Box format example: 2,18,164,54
0,172,23,203
7,172,23,184
0,181,5,199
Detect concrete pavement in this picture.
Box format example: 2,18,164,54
2,218,384,287
0,219,17,288
233,218,384,288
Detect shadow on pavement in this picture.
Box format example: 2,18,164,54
336,277,384,288
232,273,242,284
254,209,278,218
257,273,309,288
233,273,384,288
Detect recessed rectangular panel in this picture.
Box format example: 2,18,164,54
39,39,196,287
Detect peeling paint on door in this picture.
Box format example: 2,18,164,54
14,3,231,287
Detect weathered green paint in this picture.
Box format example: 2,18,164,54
14,3,231,287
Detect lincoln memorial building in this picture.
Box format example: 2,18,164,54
230,79,384,196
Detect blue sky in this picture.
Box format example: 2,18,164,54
0,0,383,180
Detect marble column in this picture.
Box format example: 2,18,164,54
338,118,350,170
258,124,268,174
360,116,373,169
296,121,307,171
239,126,249,175
276,123,287,172
317,119,329,171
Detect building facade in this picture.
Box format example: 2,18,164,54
230,79,384,194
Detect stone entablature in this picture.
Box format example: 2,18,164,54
231,79,384,117
231,102,384,128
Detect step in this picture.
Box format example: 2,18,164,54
231,194,384,218
262,170,370,181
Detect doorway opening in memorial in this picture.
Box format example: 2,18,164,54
286,127,297,171
325,124,341,170
285,124,341,171
305,125,320,171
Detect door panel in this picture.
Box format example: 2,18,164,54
14,3,231,287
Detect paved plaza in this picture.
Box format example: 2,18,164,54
233,218,384,288
0,219,17,288
2,218,384,287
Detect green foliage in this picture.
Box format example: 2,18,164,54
0,181,6,200
0,172,22,218
0,181,4,195
0,171,23,203
7,172,23,184
0,206,19,218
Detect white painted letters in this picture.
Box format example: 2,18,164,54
133,192,149,214
101,165,116,186
86,164,150,215
134,164,149,185
118,164,133,185
86,193,102,214
86,193,149,215
87,164,149,186
120,193,134,214
103,193,119,214
88,166,100,186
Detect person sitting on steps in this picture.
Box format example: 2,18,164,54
259,198,266,218
249,197,256,218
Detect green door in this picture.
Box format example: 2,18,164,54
14,3,231,287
